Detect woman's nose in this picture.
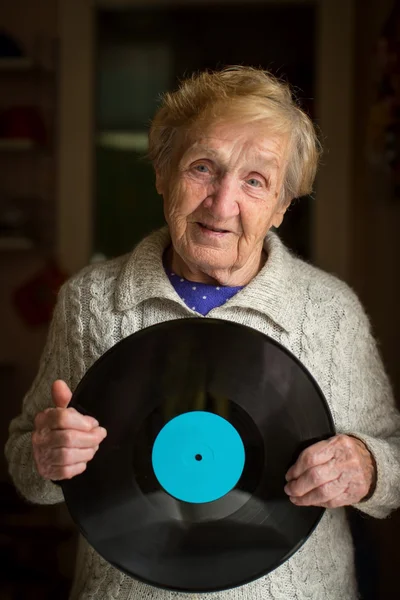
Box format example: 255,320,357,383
203,176,240,218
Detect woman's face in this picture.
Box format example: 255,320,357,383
157,119,289,285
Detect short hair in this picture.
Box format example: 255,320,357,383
148,66,322,205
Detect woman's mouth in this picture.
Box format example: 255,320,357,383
197,222,230,235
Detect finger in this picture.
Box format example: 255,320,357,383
284,460,341,498
286,438,336,481
34,426,107,449
289,478,346,507
50,446,99,466
52,380,72,409
35,407,99,432
51,462,88,481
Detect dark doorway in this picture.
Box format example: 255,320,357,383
95,3,316,260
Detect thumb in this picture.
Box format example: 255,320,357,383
51,379,72,409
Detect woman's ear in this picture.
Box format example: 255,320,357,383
271,200,291,229
155,170,164,195
271,211,285,229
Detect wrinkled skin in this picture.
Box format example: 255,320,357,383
157,118,376,508
32,380,107,480
33,119,376,500
284,434,376,507
158,119,290,286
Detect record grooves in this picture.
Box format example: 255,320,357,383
61,318,335,592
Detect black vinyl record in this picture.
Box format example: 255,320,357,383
61,318,335,593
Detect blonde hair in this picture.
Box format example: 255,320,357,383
148,66,322,205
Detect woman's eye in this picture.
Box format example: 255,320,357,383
247,178,262,187
194,164,209,173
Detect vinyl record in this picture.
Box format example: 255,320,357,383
61,318,335,593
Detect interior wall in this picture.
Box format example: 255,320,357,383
313,0,354,282
0,2,78,594
58,0,94,275
1,0,399,596
352,0,399,396
0,0,58,479
352,1,400,597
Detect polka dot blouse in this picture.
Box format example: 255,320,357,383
166,268,243,315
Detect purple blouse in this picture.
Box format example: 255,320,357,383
165,267,243,315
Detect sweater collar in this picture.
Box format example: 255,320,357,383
115,227,295,332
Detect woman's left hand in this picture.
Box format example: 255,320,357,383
284,434,376,508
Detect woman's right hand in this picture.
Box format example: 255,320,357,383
32,379,107,481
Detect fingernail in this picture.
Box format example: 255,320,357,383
100,427,107,436
91,419,99,428
284,484,290,494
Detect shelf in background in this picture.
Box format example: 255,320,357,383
0,237,34,251
0,58,55,76
0,139,52,155
96,130,149,152
0,139,38,152
0,58,34,71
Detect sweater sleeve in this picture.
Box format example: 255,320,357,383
338,308,400,519
4,283,72,505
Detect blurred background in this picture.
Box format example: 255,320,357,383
0,0,399,598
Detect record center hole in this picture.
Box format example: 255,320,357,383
195,454,203,461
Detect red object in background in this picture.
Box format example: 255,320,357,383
0,106,47,145
13,262,68,327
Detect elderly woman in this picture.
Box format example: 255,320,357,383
5,66,400,600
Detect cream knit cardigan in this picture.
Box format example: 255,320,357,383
5,228,400,600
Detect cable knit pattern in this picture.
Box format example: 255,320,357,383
5,227,400,600
68,270,86,388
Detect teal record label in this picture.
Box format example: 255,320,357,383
151,411,246,503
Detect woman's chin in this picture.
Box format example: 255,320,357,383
183,247,235,275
